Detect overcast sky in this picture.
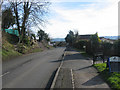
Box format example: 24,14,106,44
41,0,118,38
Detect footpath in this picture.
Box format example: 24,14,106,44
52,49,110,89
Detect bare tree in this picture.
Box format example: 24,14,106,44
2,1,50,43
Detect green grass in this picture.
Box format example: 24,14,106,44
2,49,21,60
2,38,22,60
2,34,53,60
94,63,106,72
94,63,120,90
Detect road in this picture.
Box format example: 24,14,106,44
2,47,65,88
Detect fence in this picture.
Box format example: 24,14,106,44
3,29,19,36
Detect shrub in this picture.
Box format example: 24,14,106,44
73,40,86,50
17,43,27,53
22,36,31,46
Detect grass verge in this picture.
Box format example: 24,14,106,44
2,48,22,60
2,38,22,60
94,63,120,90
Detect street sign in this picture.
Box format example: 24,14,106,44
108,56,120,72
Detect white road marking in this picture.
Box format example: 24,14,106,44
0,72,10,77
71,69,75,90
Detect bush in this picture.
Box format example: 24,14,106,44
17,43,27,53
73,40,86,50
113,40,120,56
102,42,113,56
2,32,19,44
22,36,31,46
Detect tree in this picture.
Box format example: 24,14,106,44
44,33,50,42
31,33,36,40
113,39,120,56
2,8,15,29
102,42,113,56
2,1,50,43
65,30,75,45
90,32,101,54
37,29,45,42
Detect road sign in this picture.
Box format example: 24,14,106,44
108,56,120,72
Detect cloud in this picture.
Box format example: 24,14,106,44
43,0,118,38
49,0,117,3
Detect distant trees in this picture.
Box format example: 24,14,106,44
37,29,50,42
37,30,45,42
65,30,75,45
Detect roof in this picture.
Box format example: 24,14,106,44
100,37,116,44
78,34,94,40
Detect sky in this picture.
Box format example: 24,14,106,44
39,0,119,38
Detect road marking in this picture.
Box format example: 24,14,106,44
71,69,75,90
0,72,10,77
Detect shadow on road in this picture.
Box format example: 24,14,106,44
75,65,93,71
45,69,57,89
82,74,104,86
64,53,87,61
50,59,62,63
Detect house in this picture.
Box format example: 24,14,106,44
100,37,115,44
48,42,55,46
77,34,94,41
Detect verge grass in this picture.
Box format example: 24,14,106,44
94,63,120,90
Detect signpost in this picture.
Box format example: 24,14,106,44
108,56,120,72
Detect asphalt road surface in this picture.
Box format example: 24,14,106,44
2,47,65,88
62,50,109,88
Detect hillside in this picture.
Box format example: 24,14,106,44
2,32,52,60
2,33,21,60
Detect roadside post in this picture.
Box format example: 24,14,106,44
107,56,120,72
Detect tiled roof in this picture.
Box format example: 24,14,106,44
78,34,94,40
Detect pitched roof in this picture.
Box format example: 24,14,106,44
78,34,94,40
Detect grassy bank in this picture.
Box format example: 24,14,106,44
2,41,51,60
2,37,22,60
2,33,52,60
94,63,120,90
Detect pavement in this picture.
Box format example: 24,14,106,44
2,47,65,88
54,68,73,88
54,49,110,88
